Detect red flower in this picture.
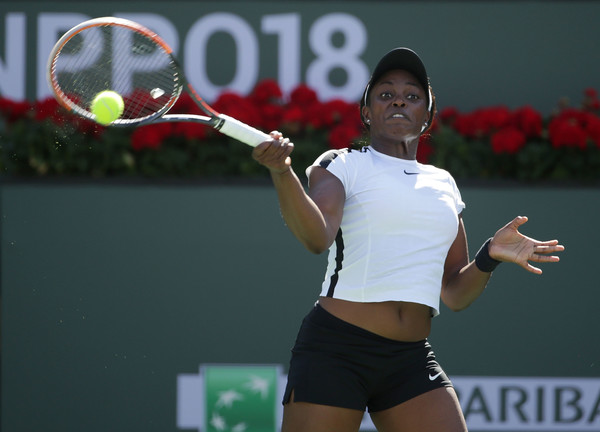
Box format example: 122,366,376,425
258,103,285,132
327,124,362,149
438,107,459,126
172,93,204,116
34,97,64,124
166,93,215,140
280,105,306,134
480,106,512,133
289,84,318,108
301,99,363,133
452,112,478,138
318,99,358,128
585,113,600,147
125,88,168,119
548,116,587,149
303,101,326,129
73,117,105,136
426,116,440,134
173,122,210,141
250,79,283,106
558,108,590,127
0,97,32,122
491,127,527,154
511,106,543,138
344,103,365,130
417,134,434,163
130,123,173,151
547,107,600,149
212,91,261,129
453,106,511,138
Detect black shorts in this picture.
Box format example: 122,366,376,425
282,303,453,412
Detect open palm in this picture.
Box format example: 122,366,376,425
489,216,564,274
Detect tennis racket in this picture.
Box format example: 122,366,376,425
47,16,271,147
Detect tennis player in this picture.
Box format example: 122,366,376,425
252,47,564,432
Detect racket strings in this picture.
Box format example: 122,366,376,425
51,23,181,124
51,27,111,114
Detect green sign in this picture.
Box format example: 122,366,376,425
203,365,280,432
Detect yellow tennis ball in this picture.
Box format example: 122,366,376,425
90,90,125,125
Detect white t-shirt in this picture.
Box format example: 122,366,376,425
307,146,465,316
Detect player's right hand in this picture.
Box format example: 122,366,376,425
252,130,294,174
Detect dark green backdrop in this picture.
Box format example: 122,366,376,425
1,181,598,431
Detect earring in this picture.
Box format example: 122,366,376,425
365,119,371,124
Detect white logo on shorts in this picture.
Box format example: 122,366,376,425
428,372,442,381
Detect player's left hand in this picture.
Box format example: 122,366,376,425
489,216,565,274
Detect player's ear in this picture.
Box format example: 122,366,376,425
421,110,431,131
361,106,371,125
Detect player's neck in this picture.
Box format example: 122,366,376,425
371,138,418,160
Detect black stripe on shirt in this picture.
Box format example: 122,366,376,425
326,228,344,297
316,148,347,169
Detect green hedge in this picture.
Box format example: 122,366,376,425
1,81,599,182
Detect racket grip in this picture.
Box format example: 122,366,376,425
218,114,271,147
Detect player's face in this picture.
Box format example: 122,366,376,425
362,70,430,142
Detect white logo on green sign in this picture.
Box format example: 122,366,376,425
204,365,279,432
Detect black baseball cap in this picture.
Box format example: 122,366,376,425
361,47,433,114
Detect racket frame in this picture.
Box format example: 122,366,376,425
47,17,271,146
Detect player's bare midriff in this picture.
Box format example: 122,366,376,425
318,296,432,342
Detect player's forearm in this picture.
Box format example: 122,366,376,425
441,261,492,311
270,168,331,254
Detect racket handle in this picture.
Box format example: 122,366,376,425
218,114,271,147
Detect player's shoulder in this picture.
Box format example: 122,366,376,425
418,162,462,191
418,162,455,179
314,146,370,169
418,162,450,175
